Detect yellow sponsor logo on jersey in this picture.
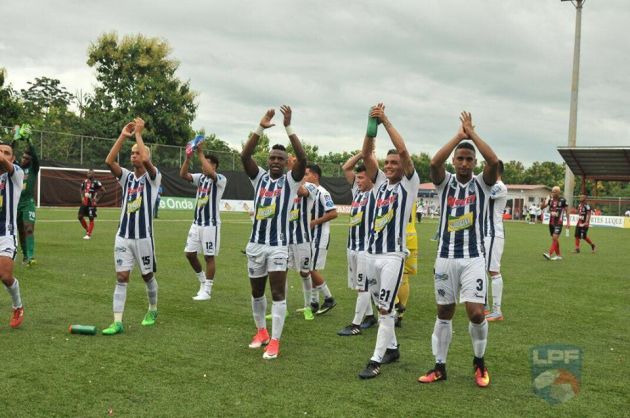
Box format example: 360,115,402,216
127,195,142,213
256,203,277,220
0,195,3,209
447,212,474,232
374,210,394,233
289,208,300,221
197,196,209,208
349,211,363,227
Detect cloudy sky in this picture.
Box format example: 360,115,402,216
1,0,629,164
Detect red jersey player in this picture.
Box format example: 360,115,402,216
574,194,596,253
78,169,104,239
540,186,570,261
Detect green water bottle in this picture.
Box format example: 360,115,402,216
69,324,97,335
366,116,378,138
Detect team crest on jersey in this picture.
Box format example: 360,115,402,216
324,194,334,208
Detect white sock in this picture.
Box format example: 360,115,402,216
370,312,396,363
271,300,287,340
491,274,503,312
301,274,312,307
204,279,213,295
431,318,452,364
352,291,370,326
5,278,22,309
469,320,488,358
316,282,333,299
145,277,158,310
196,271,205,284
251,296,267,330
113,282,128,321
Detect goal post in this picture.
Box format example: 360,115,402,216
37,166,117,208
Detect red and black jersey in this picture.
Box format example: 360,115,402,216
81,179,103,207
577,202,592,227
548,198,567,226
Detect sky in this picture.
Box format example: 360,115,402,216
1,0,629,164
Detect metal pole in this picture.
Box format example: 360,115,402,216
563,0,584,210
80,136,84,165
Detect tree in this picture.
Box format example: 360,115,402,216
523,161,565,188
0,68,25,130
20,76,74,118
85,32,197,144
502,160,526,184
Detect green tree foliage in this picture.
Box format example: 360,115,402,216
502,160,526,184
85,32,197,145
523,161,566,188
20,76,74,118
0,68,25,131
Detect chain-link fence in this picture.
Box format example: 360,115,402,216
1,126,343,175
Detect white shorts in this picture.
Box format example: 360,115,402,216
311,243,328,271
484,236,504,272
433,257,486,305
364,252,405,313
347,249,368,290
246,242,288,278
0,236,17,260
288,242,312,273
114,236,157,275
184,224,221,256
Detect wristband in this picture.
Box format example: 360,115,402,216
285,125,295,136
254,125,264,137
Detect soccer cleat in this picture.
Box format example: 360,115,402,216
303,307,314,321
316,297,337,315
591,244,596,253
486,311,504,322
551,255,563,261
381,346,400,364
83,235,91,240
358,361,381,379
542,252,551,260
141,310,158,326
337,324,361,336
310,302,320,315
102,322,124,335
265,310,289,320
360,315,377,329
10,307,24,328
394,316,403,328
192,291,211,301
248,328,270,348
418,365,447,383
475,366,491,387
262,338,280,359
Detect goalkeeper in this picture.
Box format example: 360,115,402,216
14,125,39,266
395,201,418,327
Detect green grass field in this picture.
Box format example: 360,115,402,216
2,208,628,417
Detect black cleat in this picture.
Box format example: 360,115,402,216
381,346,400,364
310,301,320,314
360,315,377,329
358,361,381,379
395,316,403,328
337,324,361,336
316,297,337,315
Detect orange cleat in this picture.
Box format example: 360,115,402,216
248,328,270,349
417,367,447,383
475,366,490,387
10,307,24,328
262,338,280,360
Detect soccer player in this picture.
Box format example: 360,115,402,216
417,111,499,387
574,194,596,253
180,144,227,301
540,186,570,261
0,142,25,328
241,106,307,360
337,151,378,336
16,131,39,265
102,118,162,335
78,169,105,240
304,164,338,315
358,103,420,379
484,161,507,322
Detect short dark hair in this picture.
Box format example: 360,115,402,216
387,149,398,156
455,142,476,154
354,164,366,174
498,160,504,175
306,164,322,178
206,154,219,168
271,144,286,152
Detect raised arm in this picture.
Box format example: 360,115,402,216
197,145,217,181
180,152,193,182
280,105,306,182
0,152,14,175
133,118,157,179
370,103,414,178
241,109,275,179
361,124,378,181
105,122,135,179
460,112,499,186
430,122,467,185
342,151,363,185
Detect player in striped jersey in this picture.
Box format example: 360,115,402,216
484,161,507,322
358,103,420,379
417,111,499,388
102,118,162,335
304,164,338,315
77,169,104,240
540,186,570,261
241,106,307,360
0,142,25,328
337,152,379,336
180,143,227,301
574,194,596,253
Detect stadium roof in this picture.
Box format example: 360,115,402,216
557,147,630,181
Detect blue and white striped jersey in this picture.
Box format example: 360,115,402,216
249,166,300,246
436,172,493,259
0,164,23,237
367,170,420,255
190,173,227,226
288,182,317,245
484,180,507,239
347,171,384,252
310,184,336,249
116,167,162,239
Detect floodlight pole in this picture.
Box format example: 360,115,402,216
563,0,585,207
